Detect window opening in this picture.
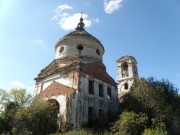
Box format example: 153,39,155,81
88,107,94,127
59,46,64,53
89,80,94,95
122,62,129,77
99,84,104,97
124,83,128,90
96,49,100,55
99,109,104,126
107,87,112,100
77,44,83,51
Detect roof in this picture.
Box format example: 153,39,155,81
55,30,104,51
40,81,76,98
116,55,137,63
35,60,117,88
81,62,117,88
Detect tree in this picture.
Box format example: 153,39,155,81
111,111,148,135
142,128,168,135
0,101,19,134
13,98,58,135
0,88,31,112
119,77,180,135
0,89,10,113
0,88,32,134
10,88,31,107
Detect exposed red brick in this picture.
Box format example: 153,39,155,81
35,60,117,89
81,62,117,88
40,82,76,98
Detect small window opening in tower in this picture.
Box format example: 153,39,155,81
59,46,64,53
77,44,83,51
124,83,128,90
89,80,94,95
99,84,104,97
96,49,100,56
122,62,129,77
88,107,94,127
107,87,112,100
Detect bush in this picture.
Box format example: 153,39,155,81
111,111,148,135
14,98,58,135
142,128,168,135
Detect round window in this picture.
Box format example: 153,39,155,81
59,46,64,53
77,45,83,51
96,49,100,56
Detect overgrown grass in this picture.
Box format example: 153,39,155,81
50,129,114,135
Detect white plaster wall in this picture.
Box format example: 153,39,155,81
55,37,104,62
117,57,138,94
34,73,78,96
77,75,118,126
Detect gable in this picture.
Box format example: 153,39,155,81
40,81,76,98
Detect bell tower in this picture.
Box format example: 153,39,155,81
117,56,138,95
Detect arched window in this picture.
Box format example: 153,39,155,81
122,62,129,77
124,83,128,90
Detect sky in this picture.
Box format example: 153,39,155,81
0,0,180,95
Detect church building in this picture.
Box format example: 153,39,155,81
34,16,138,131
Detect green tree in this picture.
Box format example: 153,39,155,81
111,111,148,135
142,128,168,135
120,77,180,135
0,88,31,134
0,101,19,134
13,98,58,135
10,88,31,107
0,88,31,112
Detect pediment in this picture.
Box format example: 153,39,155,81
35,60,60,79
40,81,76,97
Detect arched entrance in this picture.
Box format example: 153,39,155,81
47,99,61,132
48,99,60,112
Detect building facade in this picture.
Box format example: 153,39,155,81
34,17,119,131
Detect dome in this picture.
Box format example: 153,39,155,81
54,16,105,63
54,30,104,63
55,30,104,50
55,30,104,52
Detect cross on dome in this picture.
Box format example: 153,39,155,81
76,12,85,31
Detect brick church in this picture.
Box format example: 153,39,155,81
34,16,138,131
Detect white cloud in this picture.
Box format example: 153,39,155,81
52,4,99,31
59,13,93,31
10,81,34,95
58,4,73,11
104,0,123,14
27,86,34,91
11,81,25,88
52,4,73,20
34,39,44,45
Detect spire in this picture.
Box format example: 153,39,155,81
76,12,85,31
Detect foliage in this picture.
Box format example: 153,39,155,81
111,111,148,135
13,98,59,135
119,77,180,135
0,88,31,112
142,128,168,135
0,88,32,134
0,101,19,134
51,129,113,135
9,88,31,107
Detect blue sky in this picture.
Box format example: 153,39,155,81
0,0,180,95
